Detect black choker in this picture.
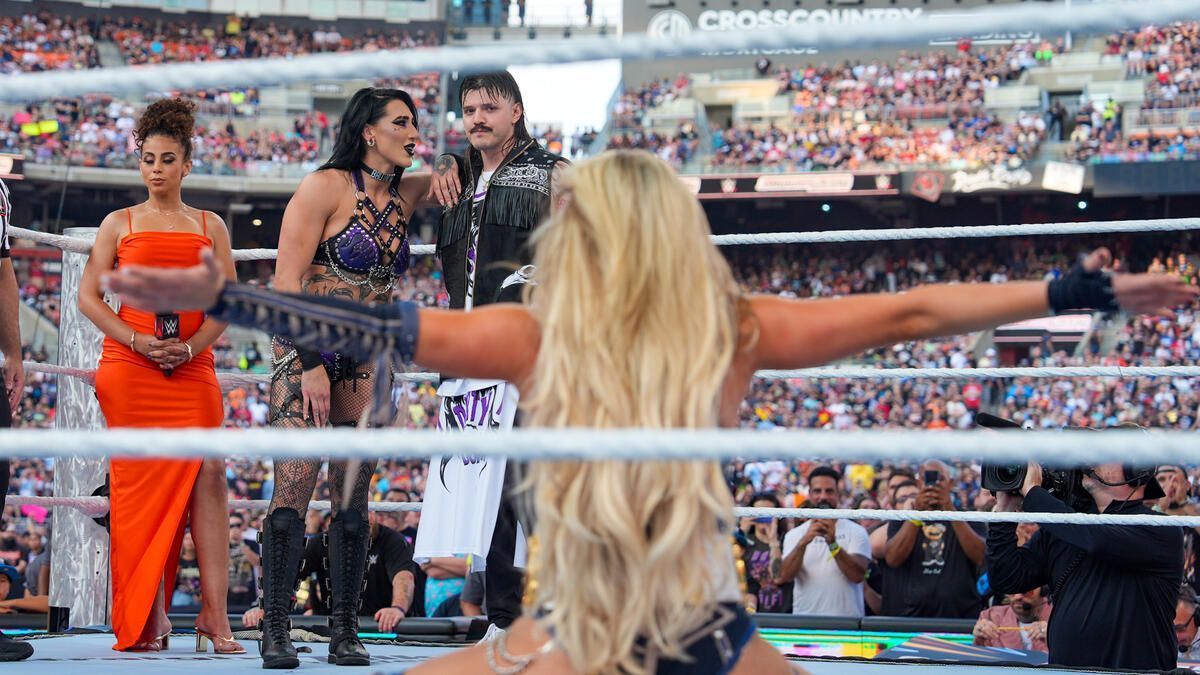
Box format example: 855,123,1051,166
362,164,396,182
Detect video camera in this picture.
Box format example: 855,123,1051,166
976,413,1097,513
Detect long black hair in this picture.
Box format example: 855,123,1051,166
459,71,532,158
319,87,419,192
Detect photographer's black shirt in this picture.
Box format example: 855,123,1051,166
302,525,416,616
882,519,986,618
987,487,1182,670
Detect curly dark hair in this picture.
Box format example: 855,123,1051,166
133,98,196,161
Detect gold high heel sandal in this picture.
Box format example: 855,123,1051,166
195,629,247,655
129,631,170,652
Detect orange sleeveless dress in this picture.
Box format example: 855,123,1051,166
94,210,223,651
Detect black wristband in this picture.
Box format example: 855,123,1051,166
1047,262,1119,314
296,347,325,371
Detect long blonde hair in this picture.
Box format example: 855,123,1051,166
521,151,745,674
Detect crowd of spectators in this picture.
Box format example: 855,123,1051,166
711,108,1046,172
0,11,443,174
774,41,1057,121
606,123,701,168
608,41,1059,172
101,15,440,65
0,13,100,74
0,87,447,174
1070,22,1200,162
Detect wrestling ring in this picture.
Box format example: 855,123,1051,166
5,1,1200,672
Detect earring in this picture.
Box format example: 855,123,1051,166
367,138,376,148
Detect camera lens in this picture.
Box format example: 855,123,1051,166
982,462,1027,493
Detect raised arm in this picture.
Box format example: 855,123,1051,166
751,259,1197,371
197,276,538,385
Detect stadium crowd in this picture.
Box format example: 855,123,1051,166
609,40,1060,171
1070,21,1200,162
0,10,443,173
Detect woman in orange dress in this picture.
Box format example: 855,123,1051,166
79,98,243,653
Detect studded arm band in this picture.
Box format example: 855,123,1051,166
209,282,419,365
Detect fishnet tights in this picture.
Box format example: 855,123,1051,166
267,343,378,518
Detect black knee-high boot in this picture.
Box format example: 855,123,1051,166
327,510,370,666
258,508,306,670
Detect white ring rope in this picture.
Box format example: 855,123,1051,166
0,1,1195,101
1,428,1195,463
12,219,1200,261
734,507,1200,527
756,366,1200,380
11,495,1200,528
709,218,1200,246
19,362,1200,393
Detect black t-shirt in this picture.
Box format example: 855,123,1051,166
741,532,789,614
882,520,985,619
303,524,416,616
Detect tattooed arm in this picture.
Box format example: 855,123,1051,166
428,154,463,208
769,540,783,584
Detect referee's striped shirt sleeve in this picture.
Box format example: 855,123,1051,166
0,178,10,258
209,283,419,364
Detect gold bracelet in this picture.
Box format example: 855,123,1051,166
129,332,137,352
184,342,194,362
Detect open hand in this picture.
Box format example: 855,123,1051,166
374,606,405,633
428,155,462,208
242,607,263,629
1085,246,1200,317
105,248,225,313
1113,273,1199,318
301,366,331,428
3,360,23,413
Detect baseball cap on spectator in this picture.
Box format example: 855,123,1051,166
0,565,18,582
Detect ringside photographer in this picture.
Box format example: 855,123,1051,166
986,445,1181,670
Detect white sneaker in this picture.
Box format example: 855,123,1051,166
478,623,506,644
